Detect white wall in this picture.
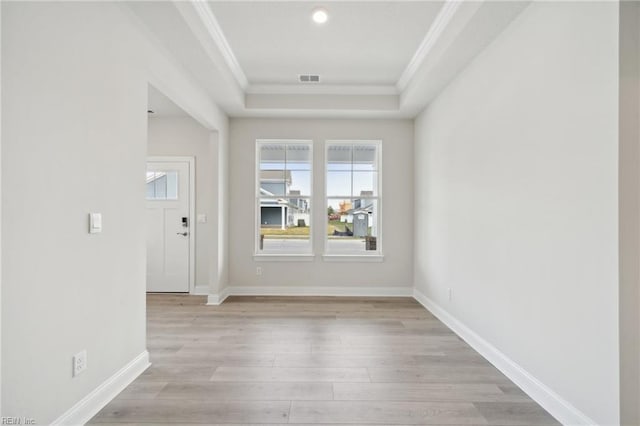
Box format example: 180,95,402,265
1,2,227,423
147,116,217,294
414,2,619,425
0,1,3,417
228,118,413,293
619,2,640,424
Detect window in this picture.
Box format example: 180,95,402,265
326,141,381,255
256,141,312,255
146,171,178,200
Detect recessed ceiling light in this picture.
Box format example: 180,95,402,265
312,8,328,24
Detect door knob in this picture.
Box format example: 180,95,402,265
176,232,188,236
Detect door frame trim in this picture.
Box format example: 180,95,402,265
147,156,196,294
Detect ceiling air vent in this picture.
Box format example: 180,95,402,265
299,74,320,83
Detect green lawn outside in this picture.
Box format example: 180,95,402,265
260,220,370,239
261,226,310,236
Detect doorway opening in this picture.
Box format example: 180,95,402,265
146,84,210,294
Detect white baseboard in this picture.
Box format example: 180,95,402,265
192,284,209,296
51,351,150,426
207,285,411,305
207,286,230,305
222,285,413,298
412,288,596,426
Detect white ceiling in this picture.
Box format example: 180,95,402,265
208,1,444,87
128,1,530,119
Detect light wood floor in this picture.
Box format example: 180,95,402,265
89,294,559,425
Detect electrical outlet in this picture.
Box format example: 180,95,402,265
73,350,87,377
256,267,262,276
447,288,452,301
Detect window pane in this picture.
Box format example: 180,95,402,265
353,144,377,171
165,172,178,199
260,144,285,169
327,171,351,197
288,171,311,197
259,197,311,253
146,172,156,199
154,174,167,198
259,144,286,196
286,145,311,170
260,173,286,196
146,171,178,200
353,171,377,196
327,199,378,253
327,145,352,171
285,144,311,196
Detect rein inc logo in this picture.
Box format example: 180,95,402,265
1,418,35,425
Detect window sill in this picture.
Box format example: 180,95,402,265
322,254,384,262
254,254,315,262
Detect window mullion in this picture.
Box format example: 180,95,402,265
283,143,288,196
350,144,354,198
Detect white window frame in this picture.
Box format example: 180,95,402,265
324,140,383,261
254,139,314,261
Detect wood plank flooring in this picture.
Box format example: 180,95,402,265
89,295,559,425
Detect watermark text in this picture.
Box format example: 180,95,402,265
1,417,36,425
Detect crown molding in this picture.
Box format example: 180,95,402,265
191,1,249,90
186,0,464,99
396,0,465,92
165,0,515,118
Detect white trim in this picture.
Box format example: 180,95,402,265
207,287,230,305
412,288,596,426
190,1,248,90
147,156,196,295
222,285,412,298
322,254,384,262
254,254,315,262
0,1,3,414
51,351,150,426
396,0,464,91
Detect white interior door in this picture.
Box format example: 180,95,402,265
146,161,190,292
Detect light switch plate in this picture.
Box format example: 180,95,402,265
89,213,102,234
197,214,207,224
